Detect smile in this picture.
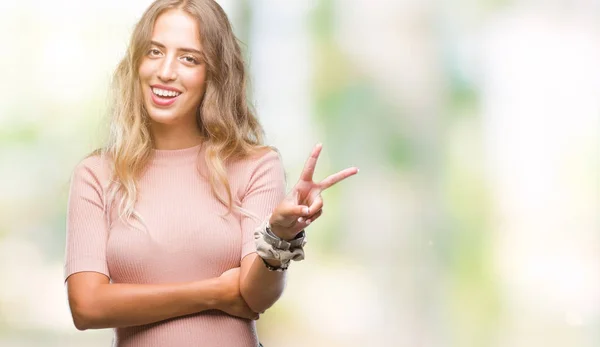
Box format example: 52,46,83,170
150,86,181,107
152,87,181,98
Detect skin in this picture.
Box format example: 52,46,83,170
239,143,358,314
269,143,359,240
67,10,259,330
138,8,207,150
66,8,358,331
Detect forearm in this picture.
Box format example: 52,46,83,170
239,253,287,313
71,278,220,330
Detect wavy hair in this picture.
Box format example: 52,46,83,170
93,0,268,227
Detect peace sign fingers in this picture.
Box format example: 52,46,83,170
318,167,359,191
268,144,359,240
299,143,323,182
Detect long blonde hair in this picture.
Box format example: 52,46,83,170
95,0,268,226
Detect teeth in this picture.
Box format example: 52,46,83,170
152,87,181,97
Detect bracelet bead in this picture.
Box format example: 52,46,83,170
261,257,288,272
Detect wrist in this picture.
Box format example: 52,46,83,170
267,217,303,242
194,278,222,311
263,258,282,267
255,217,307,268
268,217,291,240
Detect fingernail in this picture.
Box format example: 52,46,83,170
306,220,311,225
303,207,309,215
298,217,304,223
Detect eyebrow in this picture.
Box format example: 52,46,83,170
150,40,203,55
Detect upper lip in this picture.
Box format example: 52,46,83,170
151,84,182,93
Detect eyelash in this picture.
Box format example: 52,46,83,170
182,56,199,64
147,49,199,65
148,48,161,56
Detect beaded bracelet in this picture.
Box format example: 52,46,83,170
261,257,288,272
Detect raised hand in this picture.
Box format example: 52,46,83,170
269,143,359,240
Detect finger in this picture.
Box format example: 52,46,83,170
244,307,260,320
296,195,321,223
306,195,323,218
299,143,323,182
273,192,310,218
304,208,323,225
272,205,311,232
318,167,359,190
278,204,310,220
300,206,323,223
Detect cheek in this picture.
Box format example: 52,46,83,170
138,61,153,82
182,68,207,92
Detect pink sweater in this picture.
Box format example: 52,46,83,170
64,143,285,347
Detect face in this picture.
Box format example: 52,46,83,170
138,9,207,127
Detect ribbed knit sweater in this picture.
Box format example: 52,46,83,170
64,143,286,347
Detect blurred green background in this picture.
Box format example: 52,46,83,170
0,0,598,346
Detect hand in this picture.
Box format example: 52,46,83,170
269,143,359,240
216,268,260,320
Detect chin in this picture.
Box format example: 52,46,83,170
147,110,182,125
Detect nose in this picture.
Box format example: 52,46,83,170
157,56,177,82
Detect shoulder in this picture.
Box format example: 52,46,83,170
240,146,284,173
249,146,282,164
229,146,282,170
228,146,286,186
71,151,113,188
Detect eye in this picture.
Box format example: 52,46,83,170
182,55,199,64
148,48,162,57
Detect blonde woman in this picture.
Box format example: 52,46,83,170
63,0,357,346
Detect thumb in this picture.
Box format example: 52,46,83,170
274,202,309,221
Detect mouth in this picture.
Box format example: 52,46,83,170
149,86,182,107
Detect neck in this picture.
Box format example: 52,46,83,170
150,120,204,150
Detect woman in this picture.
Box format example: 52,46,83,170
64,0,358,346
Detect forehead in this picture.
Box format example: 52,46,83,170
151,9,202,49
